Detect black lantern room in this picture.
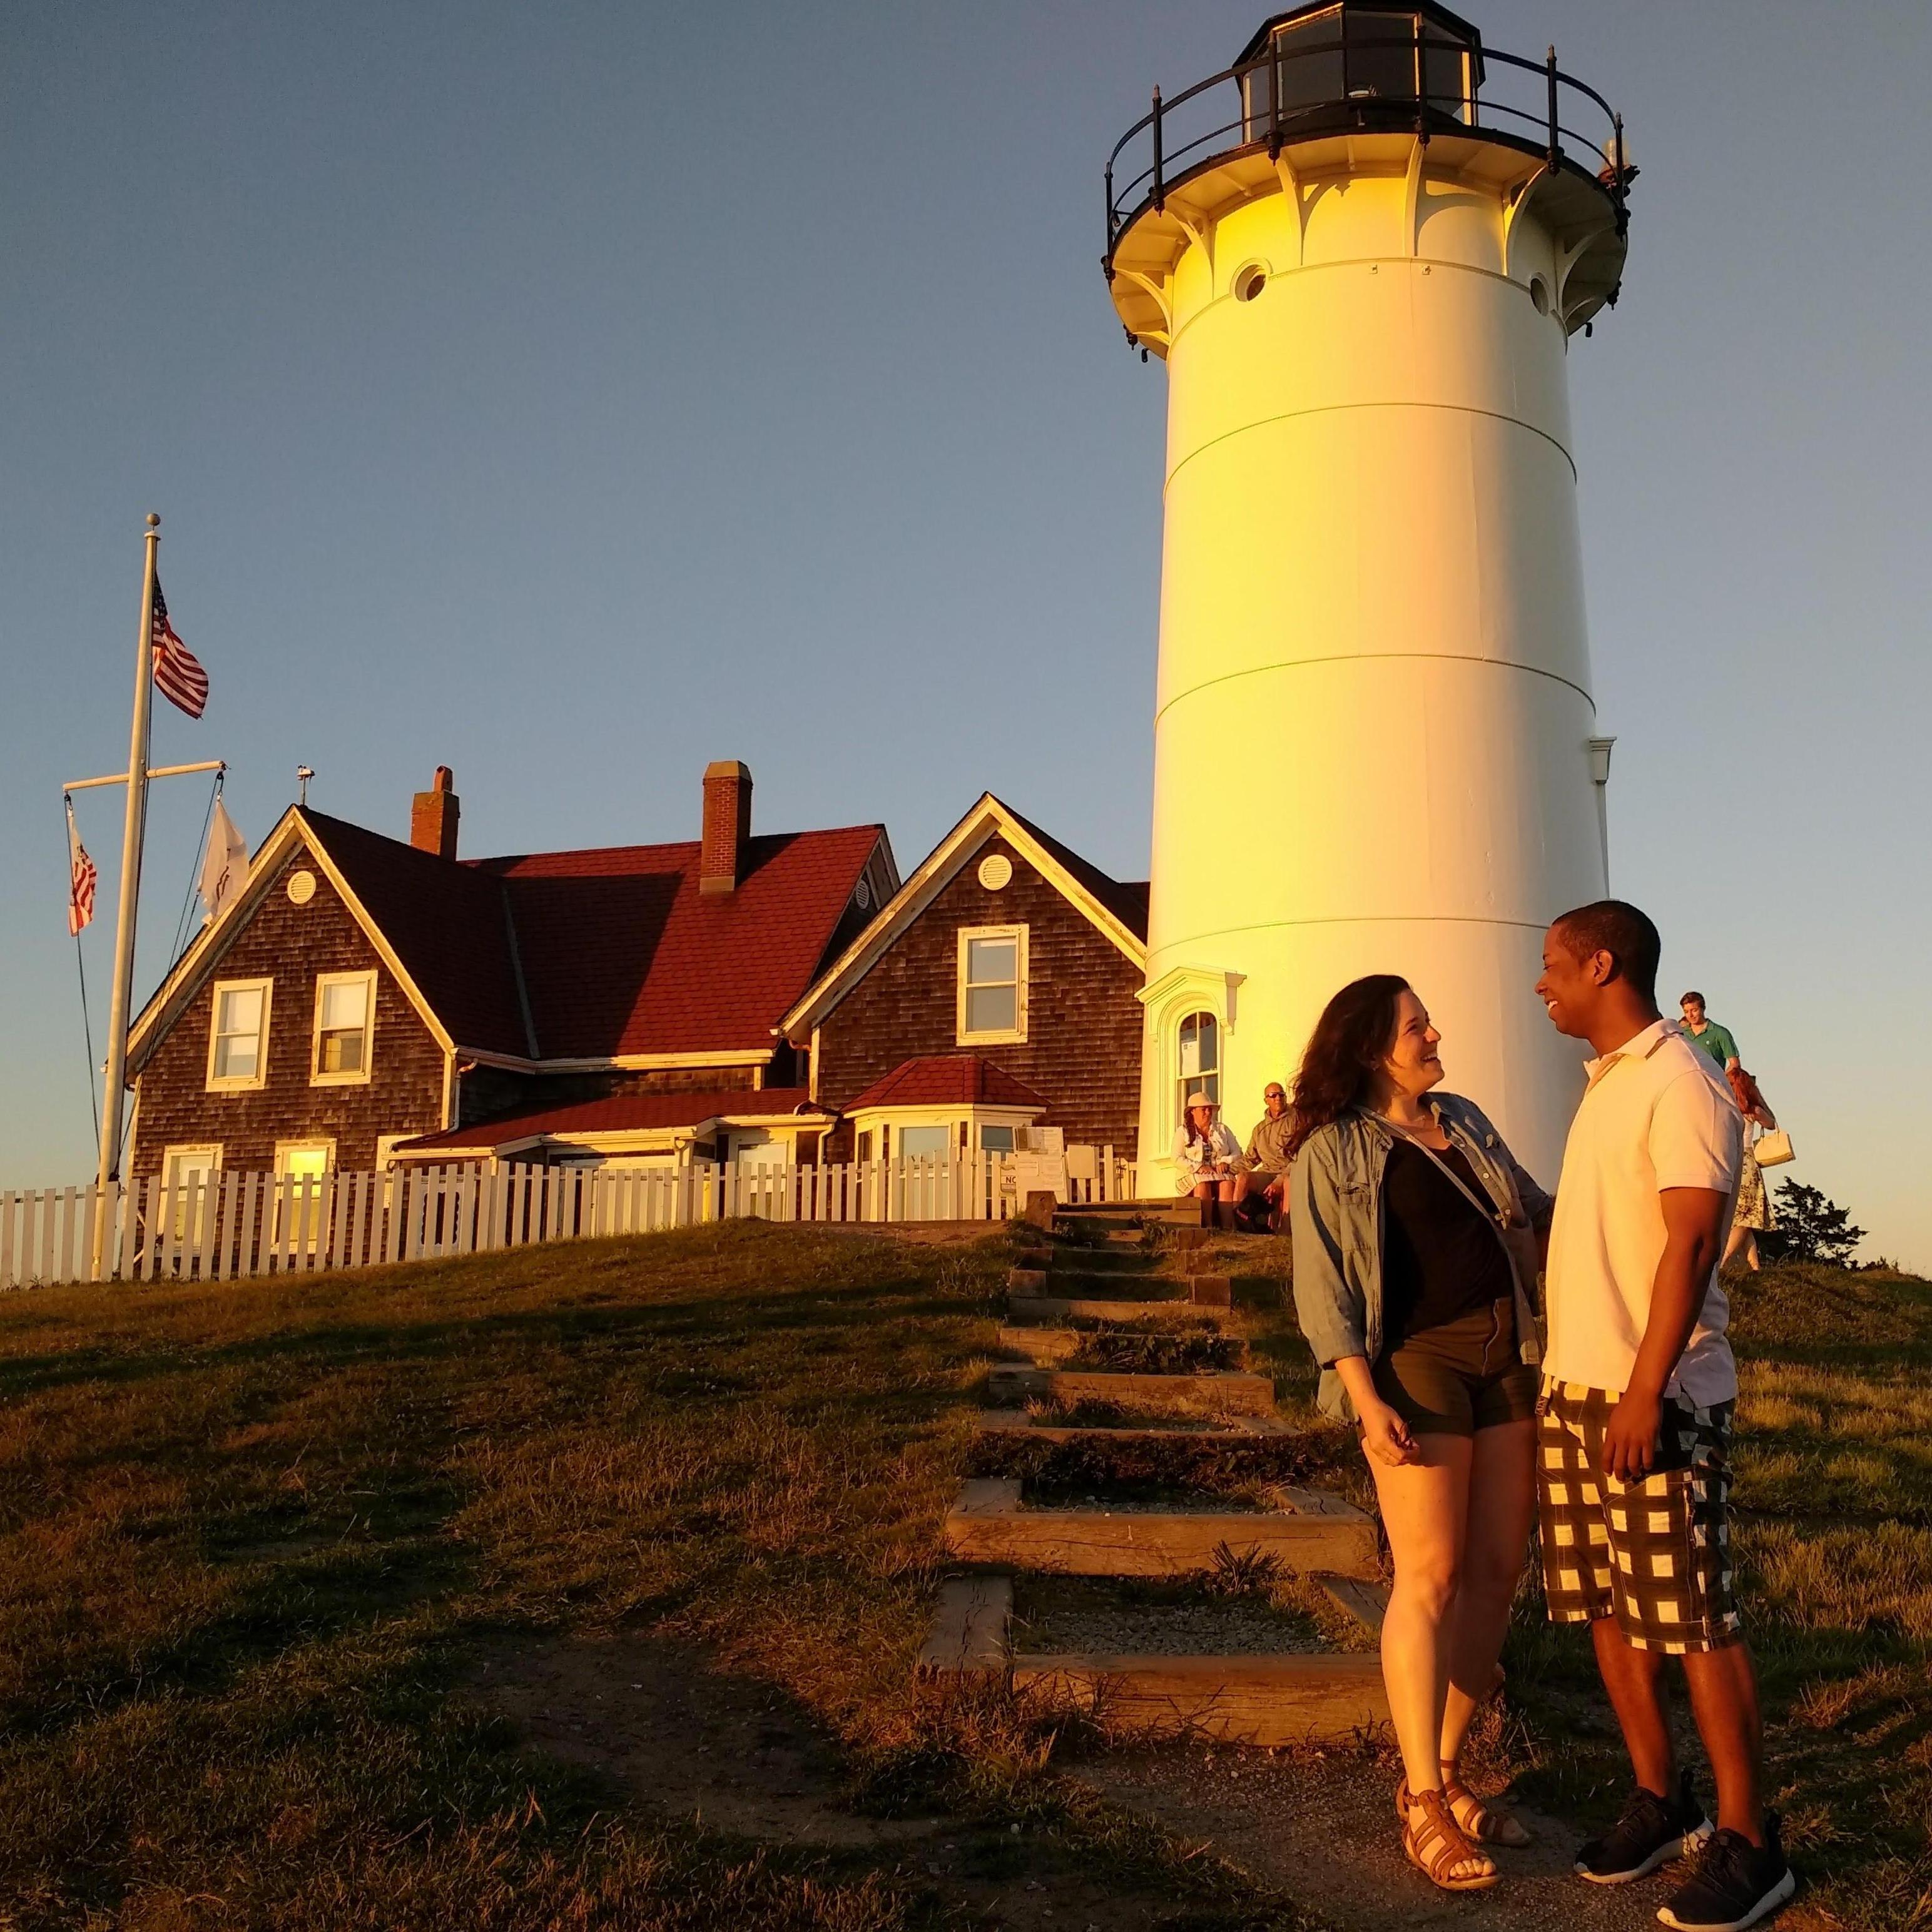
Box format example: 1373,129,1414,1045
1236,2,1485,141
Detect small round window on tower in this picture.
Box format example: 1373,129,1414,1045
1528,276,1552,317
1233,263,1268,304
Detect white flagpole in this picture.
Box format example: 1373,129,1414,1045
95,512,161,1197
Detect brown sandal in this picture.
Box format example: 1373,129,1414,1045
1440,1767,1532,1848
1398,1784,1499,1892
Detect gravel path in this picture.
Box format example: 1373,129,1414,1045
1014,1597,1328,1655
1081,1747,1687,1932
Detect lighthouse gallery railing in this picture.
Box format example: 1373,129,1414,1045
1104,23,1629,273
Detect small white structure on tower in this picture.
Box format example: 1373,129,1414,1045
1106,3,1633,1184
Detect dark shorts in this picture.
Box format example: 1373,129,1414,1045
1370,1298,1538,1437
1535,1380,1742,1655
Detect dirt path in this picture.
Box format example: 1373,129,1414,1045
1080,1746,1678,1932
477,1634,1176,1930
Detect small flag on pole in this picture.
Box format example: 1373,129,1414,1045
66,798,97,936
197,795,248,925
150,576,209,718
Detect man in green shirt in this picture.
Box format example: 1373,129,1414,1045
1679,992,1741,1072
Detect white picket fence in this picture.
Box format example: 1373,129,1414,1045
0,1149,1138,1289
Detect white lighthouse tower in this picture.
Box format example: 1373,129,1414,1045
1108,3,1632,1186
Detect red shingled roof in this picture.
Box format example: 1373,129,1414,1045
845,1055,1049,1112
470,828,881,1059
305,814,883,1060
302,811,531,1052
395,1088,825,1153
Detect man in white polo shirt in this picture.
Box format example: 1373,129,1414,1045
1535,901,1794,1932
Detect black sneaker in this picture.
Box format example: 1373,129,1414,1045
1576,1769,1714,1884
1657,1815,1796,1931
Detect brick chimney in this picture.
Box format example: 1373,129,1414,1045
699,760,752,894
410,765,460,860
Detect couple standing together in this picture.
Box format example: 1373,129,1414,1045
1290,900,1795,1932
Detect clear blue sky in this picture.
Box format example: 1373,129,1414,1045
5,2,1927,1266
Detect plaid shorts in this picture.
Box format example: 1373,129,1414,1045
1535,1379,1742,1654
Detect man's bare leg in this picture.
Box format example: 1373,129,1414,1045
1592,1614,1676,1796
1681,1642,1766,1843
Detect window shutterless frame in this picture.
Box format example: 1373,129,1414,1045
310,969,377,1086
272,1139,336,1254
957,924,1028,1045
206,977,273,1092
160,1143,223,1243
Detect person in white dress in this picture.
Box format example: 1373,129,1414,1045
1723,1066,1777,1272
1171,1092,1251,1227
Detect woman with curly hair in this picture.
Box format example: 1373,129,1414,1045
1288,975,1553,1894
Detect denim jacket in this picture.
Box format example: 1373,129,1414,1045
1289,1094,1554,1423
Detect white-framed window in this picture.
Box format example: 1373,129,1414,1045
1176,1010,1221,1122
979,1124,1016,1154
160,1144,223,1242
276,1140,334,1179
897,1124,952,1160
311,970,376,1084
273,1139,335,1251
206,978,272,1091
957,925,1027,1044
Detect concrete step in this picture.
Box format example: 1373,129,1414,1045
943,1478,1378,1580
986,1365,1275,1415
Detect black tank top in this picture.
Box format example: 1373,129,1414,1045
1381,1140,1516,1351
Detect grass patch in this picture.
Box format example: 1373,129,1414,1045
1062,1330,1243,1375
0,1222,1334,1929
1500,1261,1932,1931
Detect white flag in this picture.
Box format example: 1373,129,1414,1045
198,796,248,924
66,799,97,936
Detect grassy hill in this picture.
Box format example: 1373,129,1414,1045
0,1227,1923,1929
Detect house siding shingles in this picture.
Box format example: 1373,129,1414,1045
129,848,446,1177
814,838,1142,1153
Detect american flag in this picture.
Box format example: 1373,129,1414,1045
150,576,209,718
66,798,96,936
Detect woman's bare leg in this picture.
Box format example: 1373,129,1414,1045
1439,1418,1536,1771
1365,1435,1471,1796
1723,1219,1750,1268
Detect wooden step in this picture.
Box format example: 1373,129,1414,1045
1314,1573,1391,1637
943,1478,1378,1580
995,1325,1248,1368
977,1408,1293,1442
915,1574,1013,1680
985,1365,1274,1415
1012,1650,1388,1744
1045,1247,1157,1274
1008,1294,1233,1328
1015,1279,1194,1308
